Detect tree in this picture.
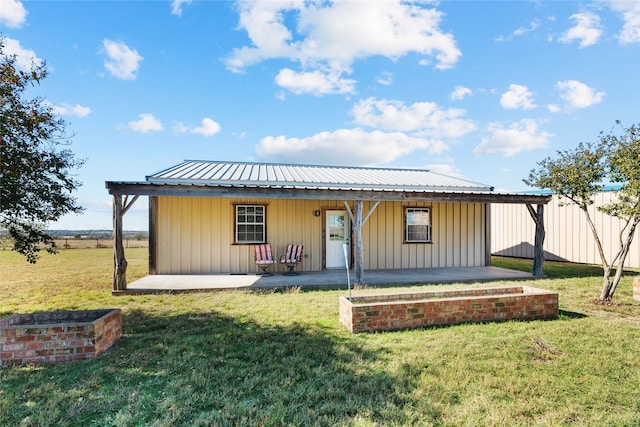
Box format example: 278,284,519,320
524,122,640,302
0,38,84,263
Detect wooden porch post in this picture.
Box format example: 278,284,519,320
113,194,127,291
527,204,545,277
112,194,140,292
344,200,380,286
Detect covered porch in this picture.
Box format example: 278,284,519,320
117,265,534,294
106,161,551,293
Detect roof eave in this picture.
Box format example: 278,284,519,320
105,181,550,204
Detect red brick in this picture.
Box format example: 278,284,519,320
3,343,23,352
25,342,45,351
3,330,16,343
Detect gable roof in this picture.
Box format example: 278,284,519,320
146,160,493,192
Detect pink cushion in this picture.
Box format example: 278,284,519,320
255,244,274,264
282,244,303,263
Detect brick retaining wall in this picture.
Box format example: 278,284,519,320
340,286,558,333
0,309,122,366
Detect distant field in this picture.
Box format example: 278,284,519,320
1,250,639,426
0,238,148,250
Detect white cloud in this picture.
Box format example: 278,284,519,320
376,71,393,86
423,161,463,178
558,12,603,48
608,1,640,44
227,0,461,95
127,114,163,133
102,39,143,80
556,80,605,108
514,20,541,36
473,119,552,157
175,117,222,136
192,117,221,137
547,104,561,113
51,103,91,117
495,19,541,42
256,128,444,166
450,85,472,101
500,84,537,110
171,0,192,17
0,0,27,28
2,37,42,70
275,68,356,96
351,97,476,139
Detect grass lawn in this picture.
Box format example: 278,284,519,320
1,249,639,426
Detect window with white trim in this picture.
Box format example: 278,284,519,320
405,207,432,243
235,205,266,243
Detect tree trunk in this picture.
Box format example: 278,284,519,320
577,205,615,301
601,217,639,300
599,266,613,301
113,194,127,291
527,204,545,277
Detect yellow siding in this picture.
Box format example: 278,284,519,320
155,197,487,274
491,192,640,268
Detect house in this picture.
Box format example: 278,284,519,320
105,160,550,291
492,187,640,268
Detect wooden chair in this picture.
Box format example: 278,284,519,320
280,244,303,275
254,244,274,276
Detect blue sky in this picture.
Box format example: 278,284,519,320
2,0,639,230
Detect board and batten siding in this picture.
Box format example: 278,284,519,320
491,191,640,268
153,196,488,274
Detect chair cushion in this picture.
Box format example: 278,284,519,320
282,244,303,263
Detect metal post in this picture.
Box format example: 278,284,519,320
343,243,351,299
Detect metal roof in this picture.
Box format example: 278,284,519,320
146,160,494,193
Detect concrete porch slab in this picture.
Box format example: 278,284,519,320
120,266,535,294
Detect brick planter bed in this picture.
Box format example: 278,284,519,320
340,286,558,333
0,309,122,366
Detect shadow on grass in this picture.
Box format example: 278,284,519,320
0,309,432,426
558,309,588,320
493,256,639,280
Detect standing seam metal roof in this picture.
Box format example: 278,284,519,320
146,160,494,192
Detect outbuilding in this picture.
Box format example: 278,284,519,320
492,186,640,268
106,160,550,291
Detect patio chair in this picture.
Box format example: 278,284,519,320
254,244,275,276
280,244,304,275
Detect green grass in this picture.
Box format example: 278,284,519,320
1,249,639,426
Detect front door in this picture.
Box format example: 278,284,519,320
325,210,350,269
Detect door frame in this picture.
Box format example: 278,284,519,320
322,208,352,270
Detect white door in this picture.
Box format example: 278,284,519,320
326,210,350,268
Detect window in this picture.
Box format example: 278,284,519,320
328,214,345,241
405,207,431,243
235,205,265,243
